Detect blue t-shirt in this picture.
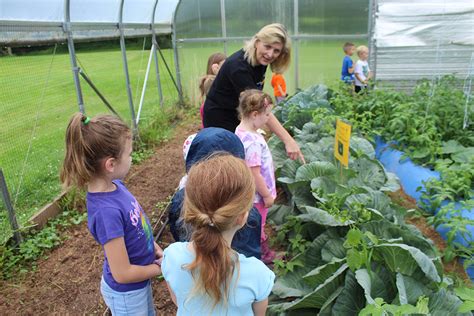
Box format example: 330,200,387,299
162,242,275,316
87,180,155,292
341,55,354,81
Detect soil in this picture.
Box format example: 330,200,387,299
0,119,200,315
1,122,471,315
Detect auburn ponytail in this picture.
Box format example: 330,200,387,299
183,154,255,308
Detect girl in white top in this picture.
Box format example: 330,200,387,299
161,154,275,316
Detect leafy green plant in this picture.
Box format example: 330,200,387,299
0,203,87,280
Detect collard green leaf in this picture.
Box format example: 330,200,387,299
348,157,387,190
350,136,376,159
428,288,470,316
395,273,430,305
332,270,366,315
267,204,294,226
287,263,348,310
355,268,393,305
321,238,346,262
303,258,345,288
374,243,441,282
297,206,354,227
295,161,337,182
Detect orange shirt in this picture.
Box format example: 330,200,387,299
271,73,286,97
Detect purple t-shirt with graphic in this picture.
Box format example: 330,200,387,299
87,180,155,292
235,127,276,204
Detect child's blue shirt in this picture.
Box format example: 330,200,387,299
341,55,355,82
162,242,275,316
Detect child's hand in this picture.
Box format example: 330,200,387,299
154,241,164,260
263,196,274,208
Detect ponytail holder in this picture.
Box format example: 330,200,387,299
208,221,215,227
83,117,91,125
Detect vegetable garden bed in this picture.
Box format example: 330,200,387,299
266,83,473,314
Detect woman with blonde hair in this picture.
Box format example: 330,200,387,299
162,154,275,315
203,23,305,163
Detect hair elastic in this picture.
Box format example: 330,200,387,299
83,117,91,125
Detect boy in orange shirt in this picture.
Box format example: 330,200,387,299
271,72,287,105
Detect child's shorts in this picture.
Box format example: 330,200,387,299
100,277,155,316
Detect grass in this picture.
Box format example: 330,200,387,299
0,40,181,243
0,38,367,243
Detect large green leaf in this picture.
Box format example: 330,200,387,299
332,270,366,315
267,204,294,226
361,220,439,259
318,286,344,315
295,161,337,182
374,243,441,282
311,177,338,196
289,182,317,210
345,190,392,217
272,229,341,299
380,171,401,192
321,238,346,262
348,157,387,190
287,263,348,310
428,288,470,316
350,136,376,159
297,206,354,227
279,159,303,183
395,273,430,305
355,269,392,305
303,258,345,288
268,135,288,170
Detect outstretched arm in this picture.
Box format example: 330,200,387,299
266,113,305,163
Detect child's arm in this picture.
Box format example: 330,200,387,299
252,299,269,316
104,237,161,284
277,84,285,97
250,166,274,208
166,281,178,306
354,72,367,84
348,59,355,74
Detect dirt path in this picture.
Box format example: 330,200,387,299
0,120,200,315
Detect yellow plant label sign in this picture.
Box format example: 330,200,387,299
334,119,352,167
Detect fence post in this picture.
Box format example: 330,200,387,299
0,169,23,245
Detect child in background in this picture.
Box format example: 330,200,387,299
60,113,162,316
354,45,372,93
235,89,277,264
271,72,287,105
199,53,226,127
340,42,356,84
162,154,275,315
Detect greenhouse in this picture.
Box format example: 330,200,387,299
0,0,473,314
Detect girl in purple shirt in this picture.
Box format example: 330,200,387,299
60,113,163,315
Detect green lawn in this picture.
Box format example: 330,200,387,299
0,44,180,242
0,38,366,243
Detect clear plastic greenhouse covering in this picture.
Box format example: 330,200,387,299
0,0,179,44
373,0,474,88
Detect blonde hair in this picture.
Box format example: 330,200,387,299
60,113,131,188
357,45,369,56
183,154,255,309
243,23,291,74
238,89,273,119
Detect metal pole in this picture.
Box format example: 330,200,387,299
368,0,377,82
64,0,84,113
78,70,121,118
136,47,154,124
293,0,299,91
118,0,138,136
220,0,228,55
151,0,164,108
0,169,23,245
172,2,184,104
